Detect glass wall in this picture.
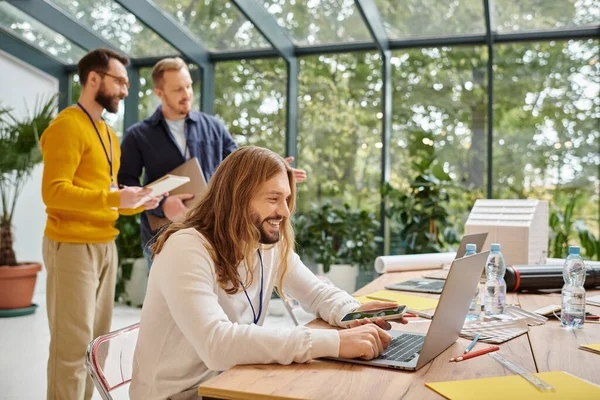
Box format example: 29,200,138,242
297,52,382,213
214,58,286,155
494,39,599,254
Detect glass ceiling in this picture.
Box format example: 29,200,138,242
0,1,86,64
48,0,179,58
1,0,598,65
151,0,271,51
258,0,372,46
375,0,486,39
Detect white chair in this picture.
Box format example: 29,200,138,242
85,323,139,400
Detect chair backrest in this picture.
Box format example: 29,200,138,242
85,323,140,400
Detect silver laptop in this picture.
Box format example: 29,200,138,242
385,232,488,294
330,250,489,371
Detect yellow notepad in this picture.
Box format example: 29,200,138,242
354,290,438,310
579,344,600,355
426,371,600,399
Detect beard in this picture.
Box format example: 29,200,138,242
95,83,121,113
164,95,191,117
251,211,282,245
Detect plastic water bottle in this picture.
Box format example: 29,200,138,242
484,244,506,316
561,246,586,328
465,244,480,321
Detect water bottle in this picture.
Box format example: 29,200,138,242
484,244,507,316
561,246,586,328
465,244,480,321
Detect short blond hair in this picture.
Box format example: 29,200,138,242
152,57,188,88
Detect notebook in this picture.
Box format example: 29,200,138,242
587,295,600,307
426,371,600,399
354,290,439,311
133,175,190,208
147,158,208,230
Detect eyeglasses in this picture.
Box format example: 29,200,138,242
97,71,130,89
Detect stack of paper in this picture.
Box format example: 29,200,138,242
426,371,600,399
579,344,600,355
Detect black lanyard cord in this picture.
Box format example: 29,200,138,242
241,250,264,325
77,102,114,182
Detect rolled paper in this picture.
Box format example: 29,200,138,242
374,252,457,274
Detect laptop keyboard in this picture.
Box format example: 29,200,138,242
380,334,425,363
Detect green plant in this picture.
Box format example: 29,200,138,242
114,214,143,302
383,155,460,255
294,202,382,273
0,95,58,266
549,195,599,260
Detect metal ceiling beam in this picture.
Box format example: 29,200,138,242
61,26,600,69
355,0,390,52
114,0,210,69
8,0,117,52
231,0,295,60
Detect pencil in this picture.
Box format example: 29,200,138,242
450,346,500,362
464,334,480,354
366,295,396,302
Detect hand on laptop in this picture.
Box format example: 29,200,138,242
338,324,392,360
351,301,409,330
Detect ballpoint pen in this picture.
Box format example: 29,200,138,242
450,346,500,362
464,334,480,354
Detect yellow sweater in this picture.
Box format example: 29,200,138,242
41,106,138,243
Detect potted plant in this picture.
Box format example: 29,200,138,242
114,214,147,307
0,96,58,316
294,202,382,293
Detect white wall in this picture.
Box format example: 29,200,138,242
0,50,59,294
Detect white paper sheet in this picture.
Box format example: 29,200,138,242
374,252,456,274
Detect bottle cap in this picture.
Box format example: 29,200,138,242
568,246,580,256
466,244,477,252
490,243,501,252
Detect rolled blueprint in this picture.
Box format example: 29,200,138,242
374,252,457,274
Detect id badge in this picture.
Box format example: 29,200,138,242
110,182,118,210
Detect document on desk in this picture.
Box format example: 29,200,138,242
425,371,600,399
354,290,438,310
579,344,600,355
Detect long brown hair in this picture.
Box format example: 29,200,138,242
152,146,296,294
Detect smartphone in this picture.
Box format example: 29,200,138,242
340,305,406,327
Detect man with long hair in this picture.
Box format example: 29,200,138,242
118,58,306,269
41,48,161,399
130,146,404,400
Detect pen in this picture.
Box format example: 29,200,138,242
450,346,500,362
464,334,480,354
585,315,600,321
403,313,418,318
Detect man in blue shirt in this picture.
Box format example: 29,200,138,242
119,58,305,267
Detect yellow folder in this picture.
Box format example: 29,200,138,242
354,290,438,310
426,371,600,399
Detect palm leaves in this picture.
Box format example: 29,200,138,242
0,94,58,265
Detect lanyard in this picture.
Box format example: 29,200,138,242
77,102,114,183
241,250,264,324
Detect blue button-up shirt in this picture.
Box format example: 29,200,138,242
119,106,238,248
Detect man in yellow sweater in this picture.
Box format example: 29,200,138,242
40,48,161,400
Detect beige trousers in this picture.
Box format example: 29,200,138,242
43,236,117,400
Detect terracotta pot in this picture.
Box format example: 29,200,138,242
0,263,42,309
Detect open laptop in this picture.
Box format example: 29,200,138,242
330,250,489,371
384,232,488,294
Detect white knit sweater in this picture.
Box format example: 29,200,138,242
129,228,360,400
